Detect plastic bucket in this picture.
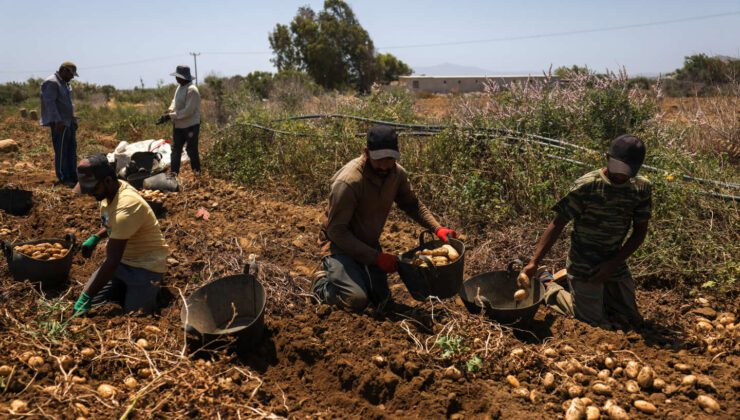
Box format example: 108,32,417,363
2,234,77,288
397,231,465,301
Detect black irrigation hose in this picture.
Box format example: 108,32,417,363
273,113,740,191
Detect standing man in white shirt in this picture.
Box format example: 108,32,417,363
158,65,201,174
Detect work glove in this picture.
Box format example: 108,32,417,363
435,226,457,243
375,252,399,274
155,114,171,125
73,292,92,315
81,234,101,258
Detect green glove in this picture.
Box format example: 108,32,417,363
81,235,101,258
74,292,92,314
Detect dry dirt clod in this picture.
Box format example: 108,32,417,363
696,395,720,413
372,355,386,367
444,366,462,380
513,387,530,398
633,400,657,414
506,375,520,388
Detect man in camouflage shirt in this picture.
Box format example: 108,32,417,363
522,135,652,328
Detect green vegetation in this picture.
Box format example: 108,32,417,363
268,0,412,92
466,355,483,372
435,336,468,359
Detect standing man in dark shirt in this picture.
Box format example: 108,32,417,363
40,61,78,187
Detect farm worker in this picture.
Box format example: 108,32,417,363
72,154,170,315
522,135,652,329
313,125,457,312
157,65,201,175
40,61,79,188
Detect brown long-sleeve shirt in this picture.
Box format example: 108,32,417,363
319,156,441,265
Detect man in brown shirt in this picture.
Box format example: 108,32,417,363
313,125,457,312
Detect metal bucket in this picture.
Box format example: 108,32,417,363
0,188,33,216
2,234,77,288
181,261,266,346
459,261,545,325
397,231,466,301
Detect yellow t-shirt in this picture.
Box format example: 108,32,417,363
100,181,169,273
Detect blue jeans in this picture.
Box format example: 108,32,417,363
50,125,77,184
312,254,389,312
89,264,163,314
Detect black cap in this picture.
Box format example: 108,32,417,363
75,153,115,194
367,125,400,160
607,134,646,177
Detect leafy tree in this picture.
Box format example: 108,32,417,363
554,65,591,78
674,54,740,84
243,71,275,99
376,53,412,83
268,0,410,92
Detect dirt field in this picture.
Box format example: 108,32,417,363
0,113,738,418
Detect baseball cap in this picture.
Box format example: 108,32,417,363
367,125,400,160
74,154,115,194
60,61,79,77
607,134,646,177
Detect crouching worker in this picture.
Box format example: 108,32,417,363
313,125,457,312
522,135,652,329
72,154,170,315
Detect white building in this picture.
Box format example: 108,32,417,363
398,75,555,93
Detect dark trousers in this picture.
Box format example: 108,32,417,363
312,254,390,312
50,125,77,184
88,264,163,314
171,124,200,174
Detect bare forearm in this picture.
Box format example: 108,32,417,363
530,219,567,265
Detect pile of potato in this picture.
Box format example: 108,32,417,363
409,244,460,267
14,242,69,261
514,272,530,302
0,227,12,236
139,189,167,204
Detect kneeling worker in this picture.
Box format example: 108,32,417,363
313,125,457,312
73,154,170,315
522,135,652,328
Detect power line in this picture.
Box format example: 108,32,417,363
379,11,740,50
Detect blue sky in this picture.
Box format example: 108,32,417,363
1,0,739,88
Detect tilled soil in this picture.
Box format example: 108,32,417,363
0,121,738,418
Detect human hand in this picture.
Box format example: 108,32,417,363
375,252,399,274
435,226,457,243
591,260,619,283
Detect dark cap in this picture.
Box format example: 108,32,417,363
367,125,400,160
607,134,646,177
75,154,115,194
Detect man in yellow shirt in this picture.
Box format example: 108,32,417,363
72,154,169,315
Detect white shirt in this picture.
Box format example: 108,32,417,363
167,82,201,128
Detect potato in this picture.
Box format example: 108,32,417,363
443,365,462,380
606,404,629,420
506,375,520,388
517,272,530,289
28,356,45,370
592,382,612,396
544,348,558,358
673,363,692,373
653,378,666,391
514,289,528,302
568,385,584,398
637,366,655,389
633,400,657,414
585,405,600,420
372,355,386,367
136,338,151,350
10,399,28,413
0,365,13,377
542,372,556,390
603,356,616,370
625,380,640,393
513,387,529,398
624,360,639,379
564,398,586,420
696,321,713,332
442,244,460,261
696,395,720,413
80,347,95,360
60,355,74,370
97,384,116,398
597,369,611,380
124,377,138,390
682,374,697,387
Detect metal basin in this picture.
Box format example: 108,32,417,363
459,262,545,325
398,231,465,301
181,261,266,345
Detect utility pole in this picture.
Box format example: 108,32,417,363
189,52,201,85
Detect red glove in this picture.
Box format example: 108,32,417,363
435,226,457,242
375,253,399,273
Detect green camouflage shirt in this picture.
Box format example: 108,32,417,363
552,169,652,279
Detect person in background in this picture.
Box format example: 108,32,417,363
313,125,457,312
40,61,79,187
157,65,201,175
73,154,169,315
522,135,652,329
